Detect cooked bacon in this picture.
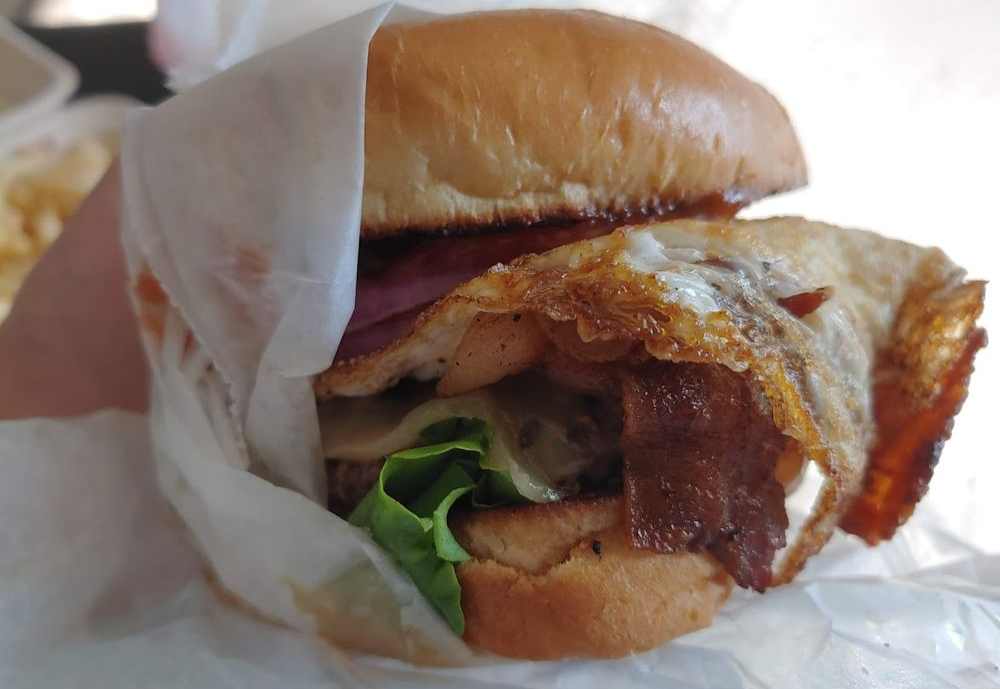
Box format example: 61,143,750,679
841,328,986,543
328,342,791,588
619,362,788,591
777,287,832,318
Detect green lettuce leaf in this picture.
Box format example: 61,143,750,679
348,418,524,634
322,378,598,504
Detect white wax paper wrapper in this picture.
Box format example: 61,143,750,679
4,1,999,687
121,1,478,663
3,414,999,688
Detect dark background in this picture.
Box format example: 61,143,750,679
18,22,169,104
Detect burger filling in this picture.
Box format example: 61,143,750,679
321,314,796,634
338,197,740,360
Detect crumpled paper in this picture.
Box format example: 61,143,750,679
3,1,998,687
3,414,998,688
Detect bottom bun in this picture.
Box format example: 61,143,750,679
453,496,734,660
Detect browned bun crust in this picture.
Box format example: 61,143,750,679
453,496,733,659
362,10,806,239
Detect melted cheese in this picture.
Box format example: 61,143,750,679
319,377,601,503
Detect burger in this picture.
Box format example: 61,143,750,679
311,10,986,660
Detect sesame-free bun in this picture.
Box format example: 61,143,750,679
362,10,806,238
453,496,733,659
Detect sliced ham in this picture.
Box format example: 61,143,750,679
337,222,617,361
337,195,743,362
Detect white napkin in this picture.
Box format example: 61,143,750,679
3,1,998,687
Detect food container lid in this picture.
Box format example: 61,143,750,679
0,17,80,140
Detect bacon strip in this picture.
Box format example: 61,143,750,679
777,287,832,318
841,328,986,543
840,270,986,544
620,362,788,591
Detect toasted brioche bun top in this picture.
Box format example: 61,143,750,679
362,10,806,239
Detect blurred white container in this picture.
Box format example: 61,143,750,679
0,94,139,322
0,17,79,139
0,93,138,156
